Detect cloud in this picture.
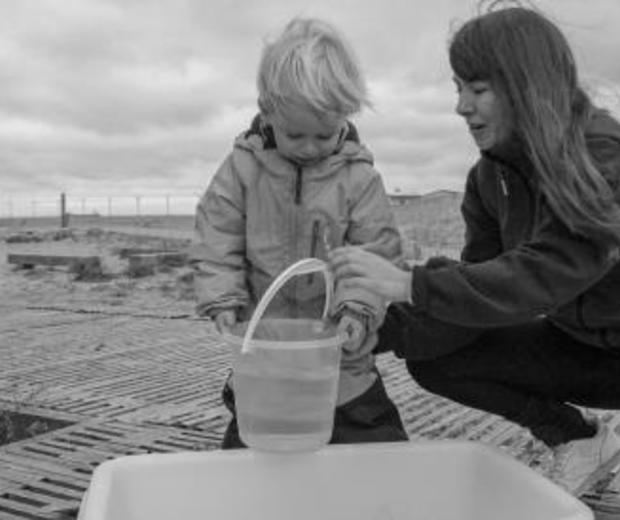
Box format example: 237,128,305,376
356,75,478,193
1,0,619,216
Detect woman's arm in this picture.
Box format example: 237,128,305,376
412,201,617,327
330,164,618,329
329,165,502,305
329,245,412,303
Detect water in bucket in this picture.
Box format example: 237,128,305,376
231,319,341,451
225,258,345,452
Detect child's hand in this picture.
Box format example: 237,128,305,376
337,314,366,353
214,310,237,334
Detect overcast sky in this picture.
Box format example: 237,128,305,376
1,0,619,214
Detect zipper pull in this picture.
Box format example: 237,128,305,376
500,176,509,197
308,220,321,285
322,225,332,254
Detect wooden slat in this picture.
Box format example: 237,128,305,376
7,254,101,278
2,291,619,519
0,418,221,517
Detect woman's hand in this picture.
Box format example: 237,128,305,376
328,246,413,302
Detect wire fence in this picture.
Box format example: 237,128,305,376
1,192,426,219
0,191,462,264
1,194,201,218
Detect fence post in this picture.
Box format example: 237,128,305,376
60,192,69,228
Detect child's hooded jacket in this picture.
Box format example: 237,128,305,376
191,115,402,403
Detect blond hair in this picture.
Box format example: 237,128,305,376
257,17,370,120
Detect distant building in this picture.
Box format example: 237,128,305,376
388,193,420,206
389,190,464,206
413,190,463,210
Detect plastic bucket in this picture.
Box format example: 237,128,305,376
223,258,346,452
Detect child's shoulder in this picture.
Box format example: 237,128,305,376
338,143,381,182
228,144,261,180
336,122,377,170
220,117,264,175
344,158,380,183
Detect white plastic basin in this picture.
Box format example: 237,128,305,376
77,440,593,520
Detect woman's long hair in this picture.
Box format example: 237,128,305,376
450,4,620,243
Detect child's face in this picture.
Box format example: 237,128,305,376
265,105,346,167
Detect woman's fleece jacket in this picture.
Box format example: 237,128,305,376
190,116,402,404
407,109,620,351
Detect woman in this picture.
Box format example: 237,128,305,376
329,4,620,496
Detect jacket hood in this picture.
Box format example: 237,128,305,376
231,114,374,178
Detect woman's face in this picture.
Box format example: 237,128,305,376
453,76,511,151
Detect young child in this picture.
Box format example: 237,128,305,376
190,17,408,448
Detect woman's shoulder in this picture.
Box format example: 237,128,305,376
586,109,620,150
586,109,620,180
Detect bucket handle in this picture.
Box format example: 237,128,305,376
241,258,333,353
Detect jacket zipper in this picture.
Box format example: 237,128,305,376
501,165,539,240
308,220,321,284
310,220,320,258
293,164,306,286
294,166,303,204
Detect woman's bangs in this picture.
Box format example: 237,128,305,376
449,22,491,82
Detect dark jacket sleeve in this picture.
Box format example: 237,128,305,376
377,255,483,361
411,170,619,328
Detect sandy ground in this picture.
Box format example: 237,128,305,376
1,224,619,519
0,226,196,317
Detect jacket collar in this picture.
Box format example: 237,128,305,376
481,134,532,175
234,113,372,178
242,113,361,149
